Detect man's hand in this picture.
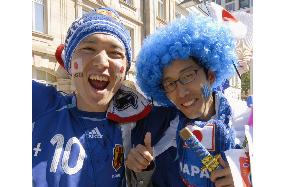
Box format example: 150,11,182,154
210,157,235,187
125,132,154,172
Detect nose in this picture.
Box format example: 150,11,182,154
176,82,190,98
92,50,109,69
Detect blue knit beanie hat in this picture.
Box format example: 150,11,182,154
136,13,238,106
62,7,132,74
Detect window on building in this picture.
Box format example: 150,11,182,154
225,3,235,11
120,0,133,6
225,0,234,3
124,26,134,58
158,0,166,20
32,0,45,33
33,67,57,86
239,0,250,9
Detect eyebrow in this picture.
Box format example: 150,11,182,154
82,39,96,44
110,44,125,52
180,65,196,74
163,65,196,81
83,40,125,51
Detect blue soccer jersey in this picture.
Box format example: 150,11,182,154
32,81,125,187
132,92,237,187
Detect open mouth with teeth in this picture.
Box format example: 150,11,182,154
88,74,110,90
182,98,198,107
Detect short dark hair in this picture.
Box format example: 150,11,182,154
190,56,209,79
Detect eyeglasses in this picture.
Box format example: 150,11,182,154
161,67,201,93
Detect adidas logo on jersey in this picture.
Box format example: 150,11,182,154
87,127,103,138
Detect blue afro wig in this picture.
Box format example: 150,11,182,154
136,13,238,106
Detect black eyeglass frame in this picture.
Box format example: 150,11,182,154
161,67,202,93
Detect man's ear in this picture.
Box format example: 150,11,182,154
207,70,216,85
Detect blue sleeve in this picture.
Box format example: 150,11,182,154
132,106,177,146
32,80,61,121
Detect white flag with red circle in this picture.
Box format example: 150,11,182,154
186,124,215,151
207,2,247,39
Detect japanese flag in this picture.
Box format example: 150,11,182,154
208,2,247,39
186,124,215,151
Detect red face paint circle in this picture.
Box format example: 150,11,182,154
192,130,203,142
74,62,78,69
119,66,124,74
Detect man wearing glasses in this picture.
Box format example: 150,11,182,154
126,13,250,187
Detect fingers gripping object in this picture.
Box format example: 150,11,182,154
179,127,221,173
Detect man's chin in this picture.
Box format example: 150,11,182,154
183,110,202,120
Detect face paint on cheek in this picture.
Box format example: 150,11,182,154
73,72,84,78
119,66,125,74
115,74,123,82
201,84,212,102
71,58,83,74
114,61,125,81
